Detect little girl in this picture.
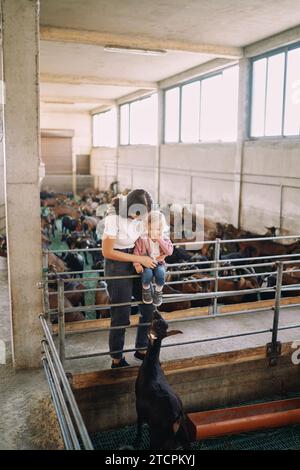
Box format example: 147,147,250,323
133,211,173,306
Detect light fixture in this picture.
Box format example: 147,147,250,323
43,99,75,105
104,45,167,56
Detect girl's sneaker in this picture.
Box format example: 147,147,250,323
142,286,153,304
153,288,163,306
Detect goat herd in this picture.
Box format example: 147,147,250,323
1,185,300,324
1,187,300,449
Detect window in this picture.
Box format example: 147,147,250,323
181,81,200,143
199,74,222,141
284,47,300,136
251,58,267,137
250,43,300,137
120,94,157,145
164,65,239,143
120,104,129,145
92,108,117,147
165,87,180,143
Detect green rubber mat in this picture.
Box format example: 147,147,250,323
49,220,98,319
91,422,300,450
91,392,300,450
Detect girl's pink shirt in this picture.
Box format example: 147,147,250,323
133,236,173,268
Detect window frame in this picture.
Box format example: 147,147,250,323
163,64,238,144
92,108,117,148
120,93,157,146
249,40,300,140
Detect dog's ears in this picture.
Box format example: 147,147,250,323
166,330,183,337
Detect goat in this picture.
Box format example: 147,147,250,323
135,310,190,450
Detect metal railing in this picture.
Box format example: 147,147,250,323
40,313,94,450
40,233,300,367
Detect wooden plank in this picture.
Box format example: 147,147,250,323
71,341,296,390
52,296,300,335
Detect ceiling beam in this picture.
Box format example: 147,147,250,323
159,58,237,89
116,89,156,106
40,25,243,59
244,25,300,57
40,73,157,89
41,96,116,105
90,104,116,115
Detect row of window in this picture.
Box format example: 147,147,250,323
120,94,157,145
92,42,300,147
164,66,238,143
251,45,300,137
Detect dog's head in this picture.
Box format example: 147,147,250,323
148,309,182,343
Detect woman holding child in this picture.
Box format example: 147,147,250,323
102,189,173,369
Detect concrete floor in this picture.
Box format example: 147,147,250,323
0,257,63,450
63,298,300,375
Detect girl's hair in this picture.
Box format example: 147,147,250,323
111,189,153,218
148,210,169,234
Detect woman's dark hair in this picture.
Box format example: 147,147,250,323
111,189,153,218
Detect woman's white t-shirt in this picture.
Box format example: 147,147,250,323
103,214,145,249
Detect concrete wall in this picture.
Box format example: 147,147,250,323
160,143,236,222
91,145,156,195
91,147,117,191
40,110,92,156
241,139,300,235
90,139,300,235
42,175,94,192
73,342,300,433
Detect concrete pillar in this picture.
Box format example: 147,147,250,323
115,105,120,192
72,140,77,196
155,89,163,204
2,0,43,368
0,47,5,234
233,58,251,228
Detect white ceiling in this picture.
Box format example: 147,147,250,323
41,102,96,113
39,0,300,113
40,82,138,100
40,0,300,47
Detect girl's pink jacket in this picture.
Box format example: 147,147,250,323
133,236,173,268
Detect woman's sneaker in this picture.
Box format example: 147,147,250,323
153,288,163,306
142,286,153,304
111,357,130,369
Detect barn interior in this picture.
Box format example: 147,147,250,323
1,0,300,451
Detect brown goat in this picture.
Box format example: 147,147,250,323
49,289,85,323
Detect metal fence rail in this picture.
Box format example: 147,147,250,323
39,233,300,448
41,234,300,366
40,313,94,450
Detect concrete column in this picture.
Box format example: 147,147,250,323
155,89,163,204
72,139,77,196
2,0,43,368
233,58,251,228
0,47,5,234
115,105,120,193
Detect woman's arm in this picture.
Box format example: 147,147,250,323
102,236,157,268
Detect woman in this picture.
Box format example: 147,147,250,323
102,189,157,368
